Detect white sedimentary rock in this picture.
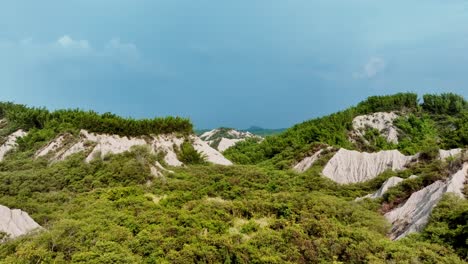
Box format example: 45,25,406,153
322,148,414,184
293,149,326,173
191,136,233,165
217,138,243,152
359,177,405,200
35,130,232,166
439,148,462,160
83,130,147,162
150,161,174,178
352,112,400,144
36,134,68,158
385,163,467,240
200,128,260,152
0,205,41,239
0,130,27,161
151,135,184,167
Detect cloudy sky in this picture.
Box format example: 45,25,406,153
1,0,467,129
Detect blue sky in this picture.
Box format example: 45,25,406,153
1,0,467,129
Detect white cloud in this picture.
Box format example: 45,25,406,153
354,57,386,79
57,35,90,50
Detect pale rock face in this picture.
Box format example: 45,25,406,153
352,112,400,144
217,138,243,152
151,135,184,167
385,163,467,240
35,130,232,166
322,148,414,184
83,130,147,162
36,134,68,158
0,130,28,161
439,148,462,160
150,161,174,178
200,128,260,152
0,205,41,239
191,136,233,165
293,149,326,173
359,177,404,200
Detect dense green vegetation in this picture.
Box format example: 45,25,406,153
0,93,466,263
0,147,465,263
225,93,467,168
0,102,193,137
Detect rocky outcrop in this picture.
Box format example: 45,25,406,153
0,130,28,161
352,112,399,144
357,175,419,201
0,205,41,239
322,148,414,184
200,128,261,152
385,163,467,240
191,136,233,165
439,148,462,160
37,130,232,166
358,177,404,200
150,161,174,178
293,149,326,173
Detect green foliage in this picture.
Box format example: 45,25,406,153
226,93,467,166
422,93,468,115
0,102,193,137
176,140,207,165
356,92,419,113
420,194,468,260
0,93,466,263
225,93,421,166
394,113,439,155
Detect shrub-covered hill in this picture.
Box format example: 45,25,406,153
0,94,466,263
224,93,468,168
0,102,193,137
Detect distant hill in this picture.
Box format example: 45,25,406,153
242,126,286,137
196,126,285,137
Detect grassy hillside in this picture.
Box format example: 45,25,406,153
0,94,466,263
0,146,466,263
0,102,193,138
224,93,467,169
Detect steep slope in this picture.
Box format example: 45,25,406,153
0,130,27,161
322,148,415,184
0,205,41,239
351,112,400,144
200,128,261,152
385,163,467,240
35,130,231,166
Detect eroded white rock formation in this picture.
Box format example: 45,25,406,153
191,136,233,165
0,205,41,239
293,149,326,173
150,161,174,178
36,130,232,166
439,148,462,160
385,163,468,240
322,148,414,184
352,112,399,144
0,130,28,161
359,177,404,200
200,128,261,152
